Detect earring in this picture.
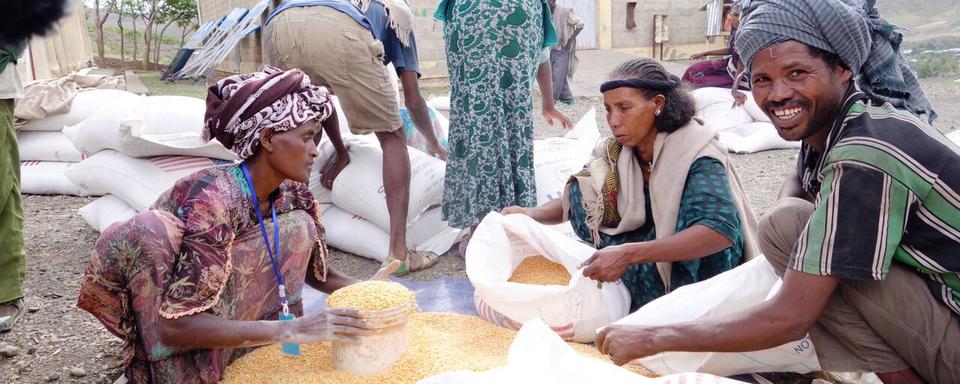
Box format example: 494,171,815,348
655,110,661,116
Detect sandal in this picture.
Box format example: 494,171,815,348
382,250,441,276
406,250,440,272
0,297,26,333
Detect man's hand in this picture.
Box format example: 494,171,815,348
542,107,573,130
690,52,706,60
596,324,660,365
579,244,638,282
279,308,372,345
320,153,350,189
426,142,448,161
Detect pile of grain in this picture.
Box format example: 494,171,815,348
222,312,627,384
325,281,415,312
508,256,572,285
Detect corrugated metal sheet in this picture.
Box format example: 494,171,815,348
705,0,724,36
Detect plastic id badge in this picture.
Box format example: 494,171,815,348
279,312,301,356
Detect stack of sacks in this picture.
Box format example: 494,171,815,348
691,87,801,153
18,89,145,196
426,95,451,112
48,92,240,232
312,108,601,261
533,108,601,238
310,117,461,261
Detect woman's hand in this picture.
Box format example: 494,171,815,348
320,153,350,189
500,205,531,217
689,52,706,60
279,308,372,345
579,244,641,283
542,107,573,130
500,205,553,224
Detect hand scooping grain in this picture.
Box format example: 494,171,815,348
324,281,418,376
278,308,372,345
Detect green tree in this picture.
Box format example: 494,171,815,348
153,0,197,64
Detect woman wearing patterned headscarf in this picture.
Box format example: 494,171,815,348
503,58,759,311
77,66,371,384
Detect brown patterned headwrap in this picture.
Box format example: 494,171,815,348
203,66,333,159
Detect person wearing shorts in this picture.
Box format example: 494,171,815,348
264,0,444,274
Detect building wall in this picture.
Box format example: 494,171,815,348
603,0,726,60
409,0,447,80
197,0,277,75
196,0,725,79
197,0,448,78
17,0,93,81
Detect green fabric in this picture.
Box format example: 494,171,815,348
440,0,553,228
0,48,20,72
0,99,25,303
434,0,558,48
567,158,744,310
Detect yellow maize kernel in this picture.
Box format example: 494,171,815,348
325,280,415,312
508,255,572,286
222,312,653,384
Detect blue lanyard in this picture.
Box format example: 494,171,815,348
240,163,289,316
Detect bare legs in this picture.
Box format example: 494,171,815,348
375,129,411,265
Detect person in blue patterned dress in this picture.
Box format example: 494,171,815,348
435,0,572,236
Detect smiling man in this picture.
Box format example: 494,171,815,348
594,1,960,383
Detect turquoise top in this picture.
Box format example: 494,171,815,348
433,0,558,48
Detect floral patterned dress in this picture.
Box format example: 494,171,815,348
436,0,557,228
77,165,328,383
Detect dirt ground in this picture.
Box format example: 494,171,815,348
1,70,957,383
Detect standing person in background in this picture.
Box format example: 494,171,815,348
0,0,67,333
549,0,584,105
263,0,446,275
435,0,573,254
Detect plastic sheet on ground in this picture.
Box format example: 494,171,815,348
303,277,477,316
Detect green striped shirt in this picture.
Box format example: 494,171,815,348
792,88,960,316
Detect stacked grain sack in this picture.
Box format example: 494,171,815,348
17,90,140,197
310,101,462,261
532,108,601,238
314,106,601,261
692,87,801,153
27,90,239,232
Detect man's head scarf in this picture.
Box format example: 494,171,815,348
204,66,333,159
736,0,936,123
730,1,743,15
